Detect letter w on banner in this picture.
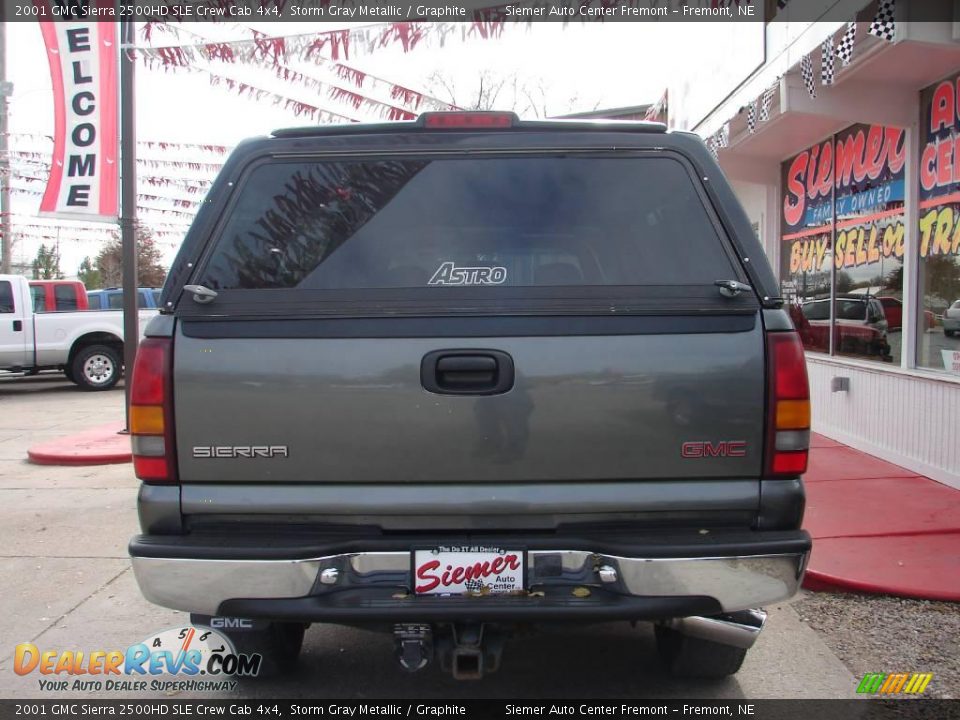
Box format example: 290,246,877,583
36,2,118,222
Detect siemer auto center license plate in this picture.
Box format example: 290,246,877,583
413,546,525,595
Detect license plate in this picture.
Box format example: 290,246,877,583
413,547,525,596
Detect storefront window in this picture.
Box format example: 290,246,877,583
918,73,960,375
780,137,834,354
780,123,905,364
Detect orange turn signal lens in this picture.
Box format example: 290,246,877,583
130,405,165,435
776,399,810,430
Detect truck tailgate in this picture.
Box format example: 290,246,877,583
174,317,764,483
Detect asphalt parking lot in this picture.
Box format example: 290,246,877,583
0,374,887,699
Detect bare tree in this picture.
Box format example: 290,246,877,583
95,227,167,287
424,70,596,118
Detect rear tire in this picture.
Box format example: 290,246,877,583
71,344,121,391
654,624,748,678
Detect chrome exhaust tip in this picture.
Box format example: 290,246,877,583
663,608,767,649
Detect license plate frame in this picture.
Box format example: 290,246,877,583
412,546,526,596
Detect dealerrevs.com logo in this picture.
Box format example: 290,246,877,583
14,626,261,693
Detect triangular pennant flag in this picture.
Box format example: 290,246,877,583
746,100,757,133
837,21,856,65
760,80,777,121
801,54,816,98
821,37,835,85
869,0,896,42
705,136,718,160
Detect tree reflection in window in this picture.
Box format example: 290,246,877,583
202,160,428,289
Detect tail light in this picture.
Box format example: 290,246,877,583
765,331,810,477
420,112,516,129
129,337,177,483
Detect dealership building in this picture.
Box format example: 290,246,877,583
668,2,960,488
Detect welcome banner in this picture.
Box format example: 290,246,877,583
37,4,118,222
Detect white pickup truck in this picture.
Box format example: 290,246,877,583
0,274,158,390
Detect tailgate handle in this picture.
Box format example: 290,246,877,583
421,350,514,395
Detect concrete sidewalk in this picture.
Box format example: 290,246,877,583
803,433,960,601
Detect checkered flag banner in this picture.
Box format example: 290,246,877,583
801,54,816,98
720,123,730,147
837,21,856,65
869,0,896,42
821,37,835,85
705,136,718,160
760,80,777,121
746,100,757,133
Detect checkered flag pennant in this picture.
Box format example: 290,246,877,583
869,0,896,42
821,37,835,85
837,21,856,65
705,136,718,160
720,123,730,147
760,81,777,121
746,99,757,133
801,54,816,98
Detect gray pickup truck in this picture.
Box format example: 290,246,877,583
128,112,811,680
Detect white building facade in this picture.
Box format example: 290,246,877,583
670,1,960,488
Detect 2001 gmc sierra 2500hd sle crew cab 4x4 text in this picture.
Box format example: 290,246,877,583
128,112,812,680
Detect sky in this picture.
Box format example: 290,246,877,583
4,20,702,277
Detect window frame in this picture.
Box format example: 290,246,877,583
180,149,754,320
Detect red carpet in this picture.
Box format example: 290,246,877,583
27,423,131,466
802,434,960,601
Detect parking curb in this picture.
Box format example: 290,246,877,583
26,422,132,466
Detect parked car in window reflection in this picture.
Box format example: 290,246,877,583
799,296,892,360
944,300,960,337
877,296,935,332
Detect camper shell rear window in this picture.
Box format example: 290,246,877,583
197,155,736,294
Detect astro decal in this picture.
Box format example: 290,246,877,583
428,262,507,286
13,627,261,692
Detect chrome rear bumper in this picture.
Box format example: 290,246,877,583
131,547,808,617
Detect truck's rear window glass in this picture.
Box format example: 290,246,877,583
0,281,13,313
30,285,44,312
200,157,732,290
54,285,78,311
